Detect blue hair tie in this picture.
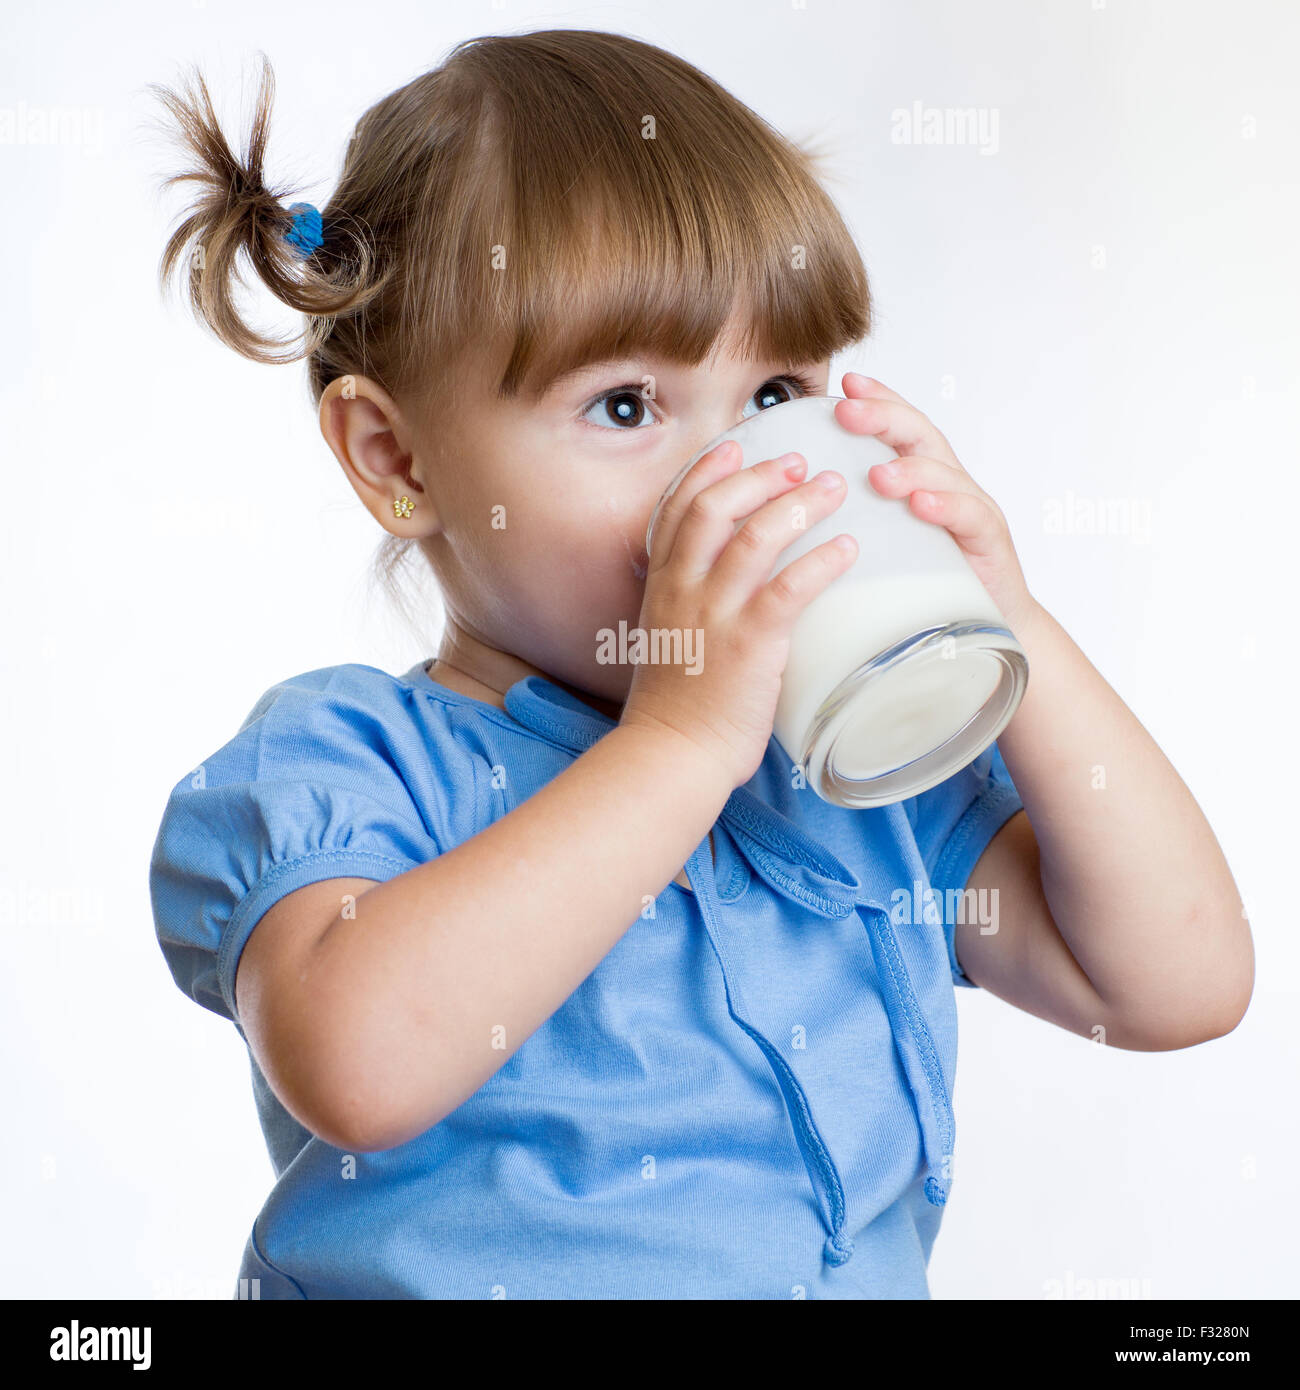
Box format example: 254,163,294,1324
283,201,323,259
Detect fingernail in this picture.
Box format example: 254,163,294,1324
783,453,806,478
816,470,843,490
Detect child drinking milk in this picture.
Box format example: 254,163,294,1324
148,30,1252,1299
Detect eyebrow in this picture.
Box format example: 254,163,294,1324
542,359,644,395
543,356,818,397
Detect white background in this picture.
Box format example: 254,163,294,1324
1,0,1294,1300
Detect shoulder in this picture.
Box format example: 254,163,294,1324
236,660,440,739
177,660,496,840
222,660,488,785
900,740,1022,870
155,658,497,874
149,660,492,1023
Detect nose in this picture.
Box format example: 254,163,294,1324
683,407,750,467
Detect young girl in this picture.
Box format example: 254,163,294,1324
148,30,1252,1300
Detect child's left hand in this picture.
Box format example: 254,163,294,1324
834,371,1039,634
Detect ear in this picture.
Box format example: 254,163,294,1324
318,375,441,537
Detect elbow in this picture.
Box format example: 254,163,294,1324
277,997,457,1153
308,1051,452,1154
319,1117,411,1156
258,967,465,1152
1114,918,1255,1051
308,1096,424,1155
1153,1009,1249,1051
273,1075,395,1154
1194,938,1256,1045
1111,992,1253,1052
254,1025,410,1154
1186,905,1256,1043
309,1075,430,1155
1200,989,1253,1045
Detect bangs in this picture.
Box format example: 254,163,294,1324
414,31,871,404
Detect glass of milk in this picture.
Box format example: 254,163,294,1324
644,394,1029,809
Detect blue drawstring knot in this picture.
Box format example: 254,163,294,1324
823,1230,855,1266
924,1175,948,1206
283,202,323,259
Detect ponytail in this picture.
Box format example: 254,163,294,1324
150,51,385,366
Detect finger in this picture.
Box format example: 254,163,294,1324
833,392,963,472
707,469,850,608
906,488,1005,559
866,453,990,507
842,370,908,404
665,450,814,580
646,439,745,572
746,532,859,634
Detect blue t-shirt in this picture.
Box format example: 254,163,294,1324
149,659,1024,1299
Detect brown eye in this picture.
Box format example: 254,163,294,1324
583,386,655,430
753,380,796,411
741,375,811,421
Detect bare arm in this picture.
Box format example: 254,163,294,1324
962,600,1253,1049
235,721,731,1152
827,376,1252,1048
237,441,857,1153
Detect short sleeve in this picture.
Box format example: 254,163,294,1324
149,666,452,1027
904,739,1024,989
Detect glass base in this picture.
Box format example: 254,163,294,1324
798,621,1029,809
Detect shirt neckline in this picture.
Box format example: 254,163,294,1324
402,654,861,900
402,658,618,754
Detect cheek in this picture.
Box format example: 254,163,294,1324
587,495,652,585
478,491,650,596
602,495,651,582
537,498,650,593
542,492,647,578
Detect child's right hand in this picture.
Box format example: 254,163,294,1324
620,440,857,792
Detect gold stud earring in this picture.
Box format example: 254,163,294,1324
393,495,415,519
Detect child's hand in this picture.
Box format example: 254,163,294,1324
835,372,1038,632
620,441,858,792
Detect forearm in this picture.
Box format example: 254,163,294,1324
996,599,1253,1034
306,722,731,1149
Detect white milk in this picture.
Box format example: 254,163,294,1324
773,570,1006,780
646,394,1028,807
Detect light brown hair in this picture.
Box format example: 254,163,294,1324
151,30,871,597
